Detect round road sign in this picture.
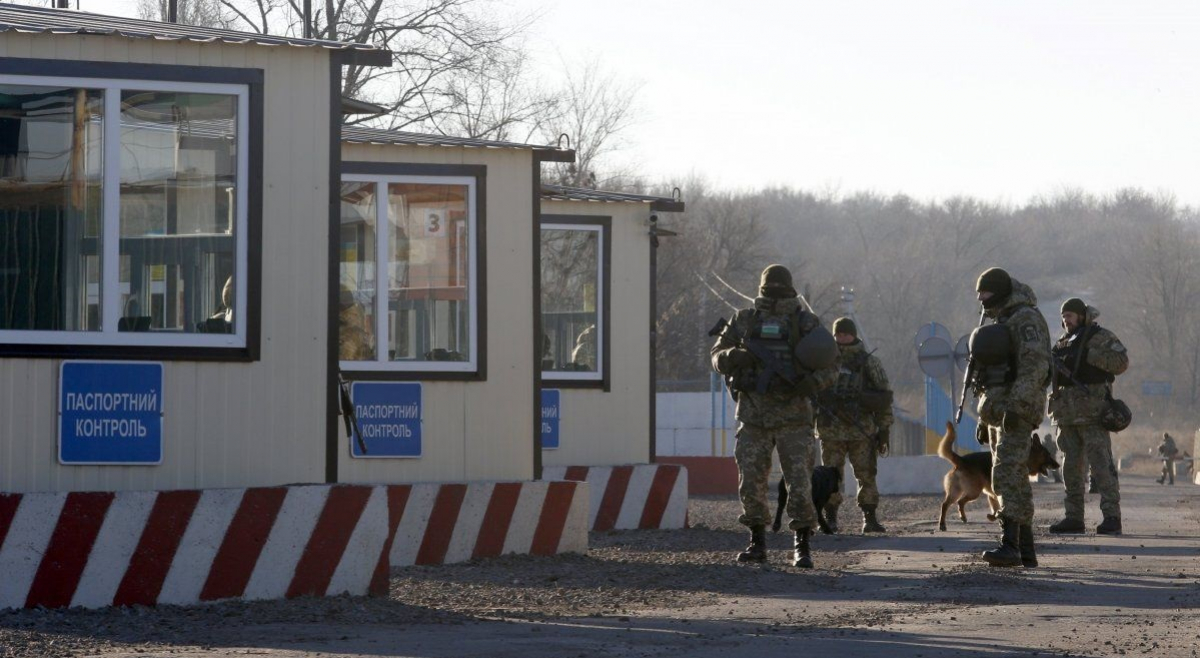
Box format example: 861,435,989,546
913,322,952,351
917,336,953,378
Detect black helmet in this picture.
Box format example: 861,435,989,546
968,324,1010,367
1100,398,1132,433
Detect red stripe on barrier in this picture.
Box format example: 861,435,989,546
0,494,21,550
371,486,412,596
563,466,589,482
415,485,467,566
530,482,575,555
112,490,201,607
287,486,373,598
472,483,522,559
25,492,114,608
199,487,287,602
639,466,681,529
594,466,633,531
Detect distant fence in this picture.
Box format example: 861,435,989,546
655,390,925,457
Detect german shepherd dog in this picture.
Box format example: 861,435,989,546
771,465,843,534
937,421,1059,531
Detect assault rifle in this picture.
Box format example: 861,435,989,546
338,373,369,455
955,306,987,424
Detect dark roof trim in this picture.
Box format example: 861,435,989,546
540,184,685,212
0,3,390,59
341,96,387,116
342,126,575,160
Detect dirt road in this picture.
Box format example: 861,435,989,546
3,474,1197,657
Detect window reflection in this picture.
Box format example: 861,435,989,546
0,84,103,331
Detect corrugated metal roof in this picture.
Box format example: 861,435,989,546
541,184,685,212
0,3,386,56
342,126,575,161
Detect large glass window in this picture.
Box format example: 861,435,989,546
0,84,103,332
339,176,477,372
0,75,248,349
541,223,604,382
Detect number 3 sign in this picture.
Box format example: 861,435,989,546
424,209,445,237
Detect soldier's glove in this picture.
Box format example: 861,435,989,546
792,375,819,398
975,424,990,445
724,348,755,371
875,429,891,456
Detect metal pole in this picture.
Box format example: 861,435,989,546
167,0,177,22
721,377,729,456
710,372,718,456
303,0,313,38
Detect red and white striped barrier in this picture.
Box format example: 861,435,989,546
0,480,588,610
388,481,588,567
542,464,688,531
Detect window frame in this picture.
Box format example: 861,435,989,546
339,162,487,381
0,59,263,361
539,214,611,391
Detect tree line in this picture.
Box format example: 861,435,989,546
653,183,1200,449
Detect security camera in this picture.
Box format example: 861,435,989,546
647,214,659,226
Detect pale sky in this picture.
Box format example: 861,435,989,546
88,0,1200,204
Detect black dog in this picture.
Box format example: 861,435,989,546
771,465,843,534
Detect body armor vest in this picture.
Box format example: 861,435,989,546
1053,325,1114,387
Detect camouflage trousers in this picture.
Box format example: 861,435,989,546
987,420,1035,524
1057,424,1121,520
735,422,817,531
821,438,878,511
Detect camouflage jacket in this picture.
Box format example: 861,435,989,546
975,279,1051,429
1047,306,1129,426
816,340,893,439
711,296,839,429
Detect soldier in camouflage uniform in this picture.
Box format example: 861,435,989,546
972,268,1051,568
711,264,839,568
1048,298,1129,535
817,317,893,534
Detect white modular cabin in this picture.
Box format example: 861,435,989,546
538,185,683,468
334,129,574,483
0,4,389,493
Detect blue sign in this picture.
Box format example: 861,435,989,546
350,382,422,458
541,389,561,450
1142,380,1173,397
59,361,164,465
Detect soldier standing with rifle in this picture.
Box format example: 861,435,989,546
710,264,839,568
964,268,1051,568
816,317,894,534
1048,298,1129,535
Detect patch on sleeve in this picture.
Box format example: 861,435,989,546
1021,324,1039,343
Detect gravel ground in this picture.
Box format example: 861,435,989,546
0,493,939,657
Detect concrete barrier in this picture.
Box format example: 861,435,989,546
388,481,588,567
0,480,589,610
543,464,688,531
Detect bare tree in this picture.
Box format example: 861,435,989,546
211,0,533,130
541,58,641,190
137,0,234,27
437,46,560,142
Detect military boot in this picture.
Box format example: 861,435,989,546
861,505,886,533
981,518,1023,567
1095,516,1122,536
793,528,813,569
1048,516,1085,534
737,525,767,563
1019,523,1037,568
